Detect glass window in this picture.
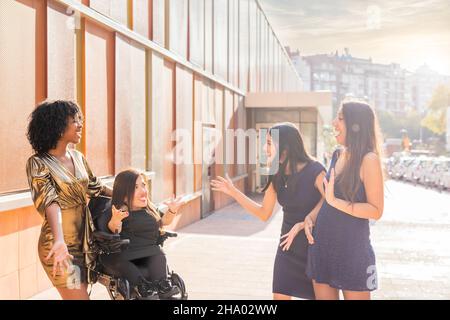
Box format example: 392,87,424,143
300,123,317,157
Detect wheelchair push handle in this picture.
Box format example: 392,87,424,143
163,231,178,238
157,230,178,246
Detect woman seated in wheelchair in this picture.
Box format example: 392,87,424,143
101,168,186,300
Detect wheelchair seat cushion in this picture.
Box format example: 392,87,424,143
99,256,153,279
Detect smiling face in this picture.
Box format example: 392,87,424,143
61,113,83,145
264,133,277,161
130,174,148,210
264,132,287,164
332,108,347,146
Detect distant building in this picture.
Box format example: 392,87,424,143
287,47,450,116
286,47,311,91
406,64,450,113
447,107,450,152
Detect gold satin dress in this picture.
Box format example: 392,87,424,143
26,149,105,288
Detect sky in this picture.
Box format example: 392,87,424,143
258,0,450,75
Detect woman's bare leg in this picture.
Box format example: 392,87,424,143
312,281,339,300
56,283,90,300
343,290,371,300
273,293,292,300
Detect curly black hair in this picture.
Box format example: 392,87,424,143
27,100,82,154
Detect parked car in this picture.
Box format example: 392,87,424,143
433,159,450,191
403,157,431,185
440,171,450,191
391,157,415,180
413,158,433,186
409,158,432,185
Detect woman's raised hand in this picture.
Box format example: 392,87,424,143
211,174,235,196
163,195,186,215
109,205,129,233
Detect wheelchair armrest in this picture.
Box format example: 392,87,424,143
162,231,178,238
92,231,130,255
119,239,130,246
93,230,121,242
157,230,178,246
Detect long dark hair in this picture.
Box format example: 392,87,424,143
112,169,161,221
262,123,313,193
337,101,383,203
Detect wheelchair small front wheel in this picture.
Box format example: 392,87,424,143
169,272,188,300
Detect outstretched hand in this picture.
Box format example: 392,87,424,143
211,174,235,197
45,240,74,278
163,195,186,214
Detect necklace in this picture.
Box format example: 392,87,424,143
281,175,289,188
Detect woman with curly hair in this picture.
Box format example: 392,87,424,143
26,100,112,300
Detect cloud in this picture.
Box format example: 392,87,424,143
259,0,450,74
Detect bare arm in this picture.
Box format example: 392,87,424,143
160,196,186,226
280,170,326,249
161,210,176,226
211,175,277,222
307,171,326,223
45,203,65,242
327,153,384,220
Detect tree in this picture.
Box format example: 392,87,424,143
377,109,433,141
421,85,450,135
322,125,338,154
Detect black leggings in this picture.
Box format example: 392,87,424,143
101,252,168,286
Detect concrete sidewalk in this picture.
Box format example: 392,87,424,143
29,182,450,300
30,194,283,300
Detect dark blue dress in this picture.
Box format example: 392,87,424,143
273,160,325,299
306,150,378,291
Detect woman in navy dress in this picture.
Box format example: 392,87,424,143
306,101,385,300
211,123,326,300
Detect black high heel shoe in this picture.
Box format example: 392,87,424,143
156,278,180,299
135,277,159,300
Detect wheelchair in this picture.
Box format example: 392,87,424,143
87,196,188,300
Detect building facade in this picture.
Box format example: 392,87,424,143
406,64,450,113
290,48,450,116
301,49,407,115
0,0,328,299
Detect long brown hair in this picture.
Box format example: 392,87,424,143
262,122,313,193
338,101,383,203
111,169,161,222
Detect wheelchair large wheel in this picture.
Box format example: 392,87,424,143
169,272,188,300
107,287,125,300
107,278,131,300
